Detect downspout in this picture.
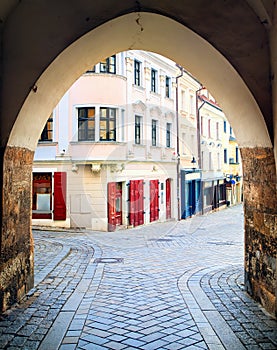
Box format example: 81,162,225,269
196,88,205,213
176,65,183,221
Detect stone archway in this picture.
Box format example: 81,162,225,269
1,12,276,315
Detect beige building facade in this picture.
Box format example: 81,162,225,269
33,51,241,230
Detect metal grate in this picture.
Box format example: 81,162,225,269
93,258,124,264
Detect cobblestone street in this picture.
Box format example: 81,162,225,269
0,205,276,349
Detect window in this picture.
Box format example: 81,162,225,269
223,120,227,133
224,149,228,163
201,116,204,136
182,133,186,154
190,95,194,114
209,152,212,170
100,55,116,74
181,90,186,110
100,107,116,141
134,60,141,86
165,76,170,98
152,120,157,146
135,115,142,144
151,69,157,93
208,119,211,138
166,123,171,147
217,152,221,170
191,135,195,155
78,107,95,141
39,115,53,142
216,122,219,140
236,147,239,163
230,126,233,135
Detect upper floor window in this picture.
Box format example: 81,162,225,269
134,60,141,86
151,69,157,93
166,123,171,147
201,116,204,136
39,115,53,142
165,76,170,98
209,152,212,170
236,146,239,163
100,55,116,74
230,126,233,135
100,107,116,141
190,95,194,114
208,119,211,138
181,90,186,110
152,120,157,146
223,120,227,133
182,133,187,154
78,107,95,141
216,122,220,140
135,115,142,144
224,149,228,163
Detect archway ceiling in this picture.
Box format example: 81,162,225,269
0,0,274,141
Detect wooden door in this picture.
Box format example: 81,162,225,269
150,179,159,222
129,179,144,227
166,178,171,219
108,182,122,231
53,172,67,220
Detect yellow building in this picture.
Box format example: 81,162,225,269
222,120,243,205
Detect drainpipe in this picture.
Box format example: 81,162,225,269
196,87,205,213
176,65,183,221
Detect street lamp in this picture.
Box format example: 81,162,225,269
191,156,197,171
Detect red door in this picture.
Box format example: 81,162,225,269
53,172,67,220
150,180,159,222
32,172,52,219
108,182,122,232
166,178,171,219
129,179,144,227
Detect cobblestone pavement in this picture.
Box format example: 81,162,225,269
0,205,276,350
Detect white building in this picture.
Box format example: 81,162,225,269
33,50,239,230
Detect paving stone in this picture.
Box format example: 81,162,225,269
62,336,79,344
104,341,127,349
141,338,169,349
80,333,108,345
60,344,77,350
107,334,127,342
122,337,146,348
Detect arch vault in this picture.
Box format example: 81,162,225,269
0,2,276,316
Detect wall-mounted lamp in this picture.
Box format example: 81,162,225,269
191,156,197,171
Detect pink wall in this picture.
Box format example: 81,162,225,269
70,74,127,106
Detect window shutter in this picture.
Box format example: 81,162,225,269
129,180,144,227
108,182,116,231
53,172,67,220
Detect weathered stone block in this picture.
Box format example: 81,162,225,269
0,146,34,312
241,147,277,317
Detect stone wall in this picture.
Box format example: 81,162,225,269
241,147,277,316
0,146,34,312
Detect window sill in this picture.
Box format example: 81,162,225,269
133,84,144,91
38,141,57,146
70,141,126,145
150,91,161,98
133,143,146,148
